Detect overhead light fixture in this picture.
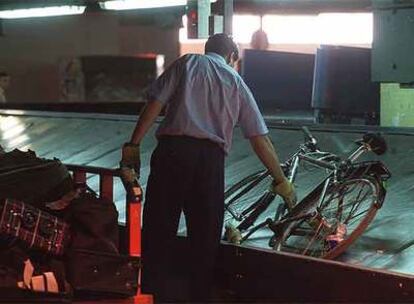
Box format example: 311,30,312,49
0,6,86,19
103,0,216,11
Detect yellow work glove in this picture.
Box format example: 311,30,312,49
270,179,297,209
120,142,140,179
120,167,138,184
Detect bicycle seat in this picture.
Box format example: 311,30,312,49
359,133,387,155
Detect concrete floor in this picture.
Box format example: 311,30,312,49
0,110,413,276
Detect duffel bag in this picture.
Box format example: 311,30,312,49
0,149,73,206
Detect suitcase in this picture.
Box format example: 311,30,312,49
66,249,140,298
0,199,71,256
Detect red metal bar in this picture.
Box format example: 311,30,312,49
100,174,113,201
128,203,141,256
127,189,143,257
124,182,150,301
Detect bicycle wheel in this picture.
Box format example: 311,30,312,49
272,175,385,259
224,169,274,227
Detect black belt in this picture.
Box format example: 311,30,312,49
158,135,221,149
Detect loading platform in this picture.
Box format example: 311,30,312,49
1,109,414,302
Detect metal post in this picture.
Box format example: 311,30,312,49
197,0,211,38
223,0,233,36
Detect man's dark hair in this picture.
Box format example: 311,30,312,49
205,33,238,60
0,72,9,78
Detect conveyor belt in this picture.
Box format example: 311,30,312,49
1,109,413,277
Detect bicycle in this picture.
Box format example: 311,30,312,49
223,127,391,259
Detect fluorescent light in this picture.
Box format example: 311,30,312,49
0,6,85,19
104,0,216,11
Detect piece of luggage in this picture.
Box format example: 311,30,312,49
64,191,119,253
66,249,140,298
0,149,73,206
0,199,71,256
0,149,140,300
63,190,140,298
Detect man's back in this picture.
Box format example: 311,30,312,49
152,52,267,153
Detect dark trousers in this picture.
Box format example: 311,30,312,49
141,136,225,302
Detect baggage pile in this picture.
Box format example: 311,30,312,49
0,149,139,302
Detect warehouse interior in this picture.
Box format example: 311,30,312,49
1,0,414,303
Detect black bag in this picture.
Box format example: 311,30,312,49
0,149,73,206
66,249,140,298
64,190,140,298
64,191,119,253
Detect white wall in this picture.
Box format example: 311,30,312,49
0,11,181,102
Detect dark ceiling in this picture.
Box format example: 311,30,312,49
0,0,375,13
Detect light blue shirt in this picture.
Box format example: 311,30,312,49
146,52,269,154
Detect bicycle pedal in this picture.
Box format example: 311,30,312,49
224,225,242,245
268,234,277,248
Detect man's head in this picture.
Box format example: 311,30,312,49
250,29,269,50
0,72,10,90
205,33,239,66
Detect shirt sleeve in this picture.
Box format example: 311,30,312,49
146,56,184,105
237,79,269,138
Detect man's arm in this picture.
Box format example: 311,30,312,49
130,100,164,144
120,100,163,181
249,134,286,184
249,134,296,207
129,56,184,144
120,56,182,179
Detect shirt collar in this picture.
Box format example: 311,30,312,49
206,52,227,65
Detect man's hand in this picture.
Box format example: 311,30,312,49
120,167,139,184
270,179,297,209
121,143,140,178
